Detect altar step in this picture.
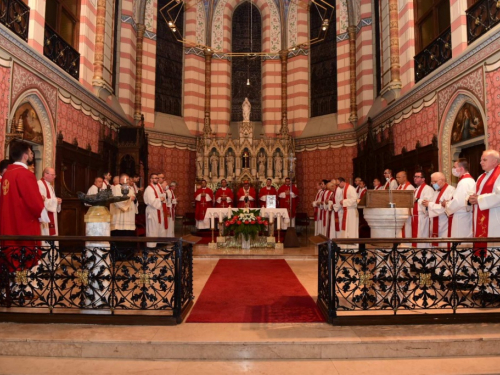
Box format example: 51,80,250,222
1,322,500,361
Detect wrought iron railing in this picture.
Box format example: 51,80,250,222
0,236,194,325
0,0,29,41
317,237,500,324
43,24,80,80
466,0,500,44
414,27,452,83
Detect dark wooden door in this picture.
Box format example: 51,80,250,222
459,142,485,179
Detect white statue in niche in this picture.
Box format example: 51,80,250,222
242,97,251,122
258,152,266,177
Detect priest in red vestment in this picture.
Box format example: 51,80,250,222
237,180,257,208
215,179,234,208
0,141,46,271
278,177,299,226
194,179,214,229
258,178,278,208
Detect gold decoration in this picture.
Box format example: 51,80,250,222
2,179,9,195
478,271,491,286
137,271,152,286
359,271,374,287
15,270,28,285
419,273,433,287
75,269,89,286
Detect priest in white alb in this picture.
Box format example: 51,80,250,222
411,171,434,248
38,167,61,246
339,177,358,244
445,158,475,239
468,150,500,249
312,180,326,235
396,171,415,240
144,173,168,247
422,172,455,246
330,178,344,239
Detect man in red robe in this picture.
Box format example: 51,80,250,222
194,179,214,229
258,178,277,208
0,141,46,271
215,179,234,208
237,180,257,208
278,177,299,226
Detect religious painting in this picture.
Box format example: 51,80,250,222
451,103,484,144
13,103,43,144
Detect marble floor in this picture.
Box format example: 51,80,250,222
2,245,500,374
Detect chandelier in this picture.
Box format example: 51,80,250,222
159,0,335,57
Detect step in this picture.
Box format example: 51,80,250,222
1,322,500,360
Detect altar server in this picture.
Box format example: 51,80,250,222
412,171,434,247
144,173,168,247
338,177,358,241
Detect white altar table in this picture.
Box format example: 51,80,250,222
203,207,290,229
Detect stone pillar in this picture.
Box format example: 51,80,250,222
134,24,146,122
279,50,289,136
83,206,111,309
92,0,106,84
388,0,401,86
204,50,213,134
348,25,358,124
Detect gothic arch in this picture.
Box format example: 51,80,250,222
439,90,486,179
211,0,281,53
9,90,56,172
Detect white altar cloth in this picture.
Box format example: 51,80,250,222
203,207,290,229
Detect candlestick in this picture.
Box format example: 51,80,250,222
210,213,214,229
277,214,281,230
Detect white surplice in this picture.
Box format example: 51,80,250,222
412,184,435,248
445,176,475,239
330,187,344,239
475,169,500,238
341,184,359,240
110,184,137,231
312,189,325,235
144,184,168,247
427,185,455,239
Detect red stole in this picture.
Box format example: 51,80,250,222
431,184,449,246
171,189,176,219
314,190,324,221
474,165,500,251
341,183,350,231
333,187,340,232
384,178,395,190
322,191,331,227
150,184,168,229
41,179,56,235
359,188,367,200
397,182,411,190
412,183,427,246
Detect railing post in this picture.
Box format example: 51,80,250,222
451,242,459,313
392,242,399,315
174,239,183,322
330,240,336,319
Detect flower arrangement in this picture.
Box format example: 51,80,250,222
223,209,268,241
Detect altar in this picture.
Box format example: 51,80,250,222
203,207,290,248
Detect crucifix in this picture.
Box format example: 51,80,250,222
243,152,249,168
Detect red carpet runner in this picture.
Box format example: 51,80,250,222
187,259,325,323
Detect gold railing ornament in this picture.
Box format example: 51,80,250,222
358,271,374,287
75,269,89,286
478,271,491,286
419,273,433,287
137,271,152,286
15,270,28,285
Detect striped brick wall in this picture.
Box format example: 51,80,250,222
287,55,309,135
355,0,374,123
117,0,136,122
210,58,231,135
450,0,468,57
379,0,390,88
336,38,350,130
78,0,97,91
140,0,157,128
27,0,45,53
262,59,281,135
398,0,415,95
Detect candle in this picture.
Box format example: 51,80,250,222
261,207,266,218
277,214,281,230
269,212,274,224
227,206,232,217
210,213,214,229
219,211,223,223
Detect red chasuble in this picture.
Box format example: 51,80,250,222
474,165,500,253
277,183,299,219
0,164,45,271
215,187,234,208
194,187,214,221
258,186,278,208
236,187,257,208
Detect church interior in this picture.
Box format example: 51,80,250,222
2,0,500,373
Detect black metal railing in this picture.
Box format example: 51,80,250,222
0,236,194,325
0,0,29,41
43,24,80,80
317,237,500,324
414,27,452,83
466,0,500,44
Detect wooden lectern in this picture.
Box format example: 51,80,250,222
359,190,414,209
